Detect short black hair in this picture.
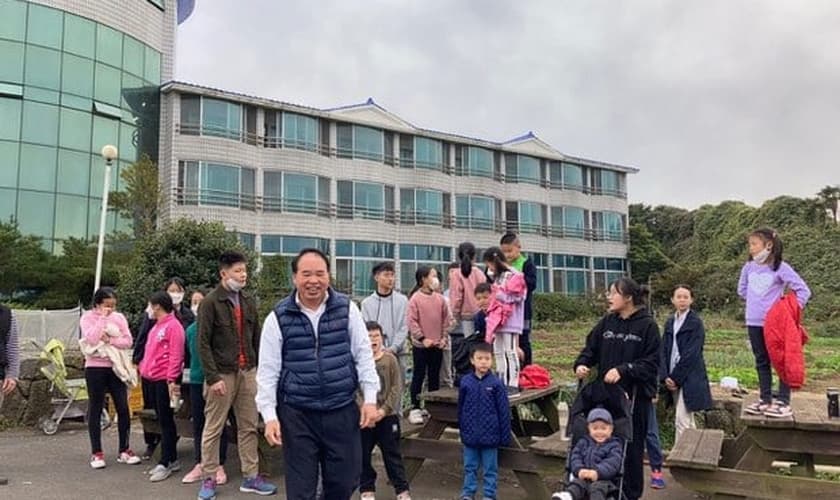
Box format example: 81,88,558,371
164,276,186,291
219,251,247,269
500,232,519,245
93,287,117,306
371,261,394,276
672,284,693,298
471,342,493,357
292,247,330,273
365,320,383,333
149,290,174,313
474,282,492,295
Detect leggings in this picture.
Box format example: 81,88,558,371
410,346,442,408
85,367,130,454
493,332,520,388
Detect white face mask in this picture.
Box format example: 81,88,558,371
226,278,244,292
191,304,199,315
168,292,184,305
487,269,495,279
429,277,440,291
145,305,154,319
753,248,771,264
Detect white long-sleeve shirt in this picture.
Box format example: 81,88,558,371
255,293,380,423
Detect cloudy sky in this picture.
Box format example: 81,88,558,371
175,0,840,209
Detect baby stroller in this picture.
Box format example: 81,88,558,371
559,380,636,500
33,339,111,435
452,329,485,387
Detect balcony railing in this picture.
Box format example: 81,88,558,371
397,210,455,228
454,216,504,232
505,221,548,236
177,123,259,145
335,204,397,223
262,197,332,217
174,187,257,211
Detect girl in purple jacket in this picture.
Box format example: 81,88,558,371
738,228,810,418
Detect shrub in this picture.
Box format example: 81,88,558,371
533,293,602,323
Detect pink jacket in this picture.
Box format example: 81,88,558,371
139,313,185,383
448,266,487,321
485,270,527,343
80,310,133,368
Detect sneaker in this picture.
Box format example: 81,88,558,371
141,445,156,461
360,493,376,500
551,493,573,500
149,464,172,482
650,470,666,489
764,402,793,418
506,386,522,399
408,409,425,425
182,463,204,484
198,478,217,500
240,475,278,495
744,401,770,415
117,449,141,465
169,460,182,472
90,452,106,469
396,492,411,500
215,465,227,485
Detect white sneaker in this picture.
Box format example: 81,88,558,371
117,449,141,465
168,460,182,472
90,453,106,469
408,409,425,425
149,464,172,482
396,492,411,500
360,493,376,500
551,492,573,500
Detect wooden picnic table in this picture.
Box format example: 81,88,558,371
668,392,840,499
401,381,567,499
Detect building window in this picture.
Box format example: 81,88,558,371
552,254,590,295
400,135,444,171
400,188,446,226
562,162,585,191
399,244,452,294
337,180,394,221
455,145,494,178
337,123,385,162
506,201,545,235
264,110,319,151
593,257,627,291
201,97,241,139
455,195,498,231
550,206,588,239
236,232,255,250
592,211,626,241
531,252,550,292
261,234,329,256
505,154,542,185
177,160,255,209
262,171,329,215
336,240,395,296
592,169,626,198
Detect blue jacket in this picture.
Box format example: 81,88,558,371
660,310,713,412
472,311,486,337
570,435,623,480
274,290,357,411
458,371,511,448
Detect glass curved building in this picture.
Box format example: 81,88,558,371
0,0,175,252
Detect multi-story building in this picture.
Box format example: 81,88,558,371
0,0,178,253
160,82,637,296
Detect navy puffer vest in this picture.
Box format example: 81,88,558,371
274,290,357,411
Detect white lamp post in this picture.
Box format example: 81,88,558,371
94,144,118,293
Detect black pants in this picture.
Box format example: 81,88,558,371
566,478,617,500
141,377,160,449
410,346,443,408
360,414,409,495
85,367,130,455
187,383,229,465
623,396,651,500
520,328,533,366
148,380,178,467
279,402,361,500
747,326,791,404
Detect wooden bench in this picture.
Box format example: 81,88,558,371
529,431,570,459
666,428,725,471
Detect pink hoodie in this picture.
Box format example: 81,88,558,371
80,309,133,368
139,313,185,383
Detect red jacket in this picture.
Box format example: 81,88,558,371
763,292,809,389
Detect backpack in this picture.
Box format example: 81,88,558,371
519,364,551,389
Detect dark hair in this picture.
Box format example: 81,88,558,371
474,282,492,295
219,251,247,270
447,262,459,271
748,227,783,271
482,246,510,280
371,261,394,276
499,232,519,246
365,320,383,333
470,342,493,357
163,276,186,292
409,265,435,298
149,290,174,313
672,284,693,298
610,277,650,307
292,247,330,273
92,287,117,306
457,242,477,278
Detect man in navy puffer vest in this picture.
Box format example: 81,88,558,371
256,248,380,500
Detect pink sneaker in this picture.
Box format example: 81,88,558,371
182,463,203,484
215,466,227,485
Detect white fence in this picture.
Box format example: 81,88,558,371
15,307,83,355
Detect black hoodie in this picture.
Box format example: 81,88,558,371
574,308,661,399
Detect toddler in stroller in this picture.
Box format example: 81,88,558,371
552,381,635,500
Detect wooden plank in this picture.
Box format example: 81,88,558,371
402,419,448,482
670,465,840,499
747,427,840,457
690,429,725,469
424,400,459,424
666,428,704,468
720,432,754,469
534,394,561,434
741,399,794,429
734,443,776,473
508,432,550,499
519,420,556,438
529,432,570,458
421,381,562,406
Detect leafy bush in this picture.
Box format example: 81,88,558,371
533,293,603,323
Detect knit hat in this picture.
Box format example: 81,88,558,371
587,408,613,425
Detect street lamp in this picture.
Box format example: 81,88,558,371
94,144,118,293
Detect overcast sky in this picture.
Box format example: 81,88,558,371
175,0,839,209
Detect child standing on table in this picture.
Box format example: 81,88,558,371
738,228,810,418
552,408,622,500
359,321,411,500
458,342,511,500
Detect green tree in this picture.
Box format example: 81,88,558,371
253,254,292,320
0,221,53,301
627,222,672,284
109,153,161,240
817,185,840,223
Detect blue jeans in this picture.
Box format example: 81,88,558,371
462,446,498,499
646,403,663,471
748,326,791,404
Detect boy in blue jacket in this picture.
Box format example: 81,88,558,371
552,408,622,500
458,342,510,500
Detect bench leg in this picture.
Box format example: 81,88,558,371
509,433,550,499
402,419,448,482
734,443,775,473
534,395,561,434
790,454,815,477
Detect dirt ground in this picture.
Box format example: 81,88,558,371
0,421,703,499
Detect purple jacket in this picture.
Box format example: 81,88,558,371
737,261,810,327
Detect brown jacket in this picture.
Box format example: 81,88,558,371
197,284,260,385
